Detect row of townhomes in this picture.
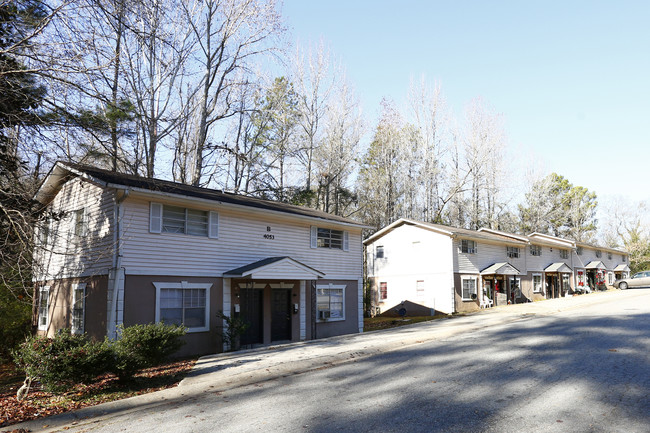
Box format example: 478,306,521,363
33,162,367,356
32,163,630,356
364,219,630,315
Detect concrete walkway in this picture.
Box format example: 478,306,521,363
8,289,635,433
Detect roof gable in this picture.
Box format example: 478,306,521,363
223,257,325,280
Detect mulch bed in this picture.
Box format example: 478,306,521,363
0,359,196,429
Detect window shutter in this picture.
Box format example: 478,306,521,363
343,231,349,251
209,211,219,239
310,226,317,249
150,202,162,233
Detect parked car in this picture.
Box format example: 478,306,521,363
614,271,650,290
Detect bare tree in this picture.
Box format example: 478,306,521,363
292,41,335,194
176,0,284,187
313,74,362,215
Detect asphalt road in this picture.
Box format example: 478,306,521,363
13,289,650,433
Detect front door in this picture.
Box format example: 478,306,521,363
271,289,291,341
240,288,263,346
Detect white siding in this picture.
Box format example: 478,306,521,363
35,178,115,280
454,239,526,275
367,225,455,314
120,197,362,280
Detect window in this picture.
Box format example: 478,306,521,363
607,272,613,285
37,286,50,331
506,246,520,258
379,282,388,300
416,280,424,296
74,209,87,237
559,249,568,259
607,252,612,260
154,282,211,332
576,246,583,255
39,218,51,246
317,285,345,321
376,246,384,259
163,205,208,236
150,203,218,238
461,239,476,254
530,245,542,256
317,228,343,249
461,276,477,301
71,283,86,334
533,274,543,293
310,226,349,251
595,250,602,258
622,255,626,263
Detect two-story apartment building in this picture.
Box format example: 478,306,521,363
365,219,629,315
33,162,366,356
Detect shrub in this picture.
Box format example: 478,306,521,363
112,323,186,380
12,330,113,393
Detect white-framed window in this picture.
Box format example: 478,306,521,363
376,245,384,259
39,217,52,246
310,226,349,251
461,276,477,301
150,203,218,238
379,282,388,300
37,286,50,331
416,280,425,296
595,250,602,258
607,252,612,260
317,284,345,321
460,239,476,254
71,283,87,334
622,255,626,263
506,246,520,258
576,246,583,255
73,208,88,237
530,245,542,256
154,282,212,332
559,249,568,259
532,274,543,293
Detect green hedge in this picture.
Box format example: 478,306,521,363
13,323,186,393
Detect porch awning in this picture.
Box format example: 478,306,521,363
223,256,325,280
480,262,520,275
544,262,572,273
614,264,630,272
585,261,607,270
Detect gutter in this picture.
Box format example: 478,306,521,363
108,187,130,339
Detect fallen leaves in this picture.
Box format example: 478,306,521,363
0,359,196,428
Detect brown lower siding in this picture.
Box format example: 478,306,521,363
36,274,359,358
35,275,108,341
313,279,359,339
453,273,480,313
123,275,224,358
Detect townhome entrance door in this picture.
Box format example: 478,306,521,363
271,289,291,341
240,288,263,346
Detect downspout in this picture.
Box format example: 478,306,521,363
108,187,130,339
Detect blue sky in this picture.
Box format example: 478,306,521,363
281,0,650,205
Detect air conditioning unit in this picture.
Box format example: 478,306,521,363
318,310,331,320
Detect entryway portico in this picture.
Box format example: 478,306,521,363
222,257,325,350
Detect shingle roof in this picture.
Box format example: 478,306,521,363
39,162,366,227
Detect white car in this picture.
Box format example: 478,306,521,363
614,271,650,290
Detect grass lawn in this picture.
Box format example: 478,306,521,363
0,358,196,428
363,314,445,331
